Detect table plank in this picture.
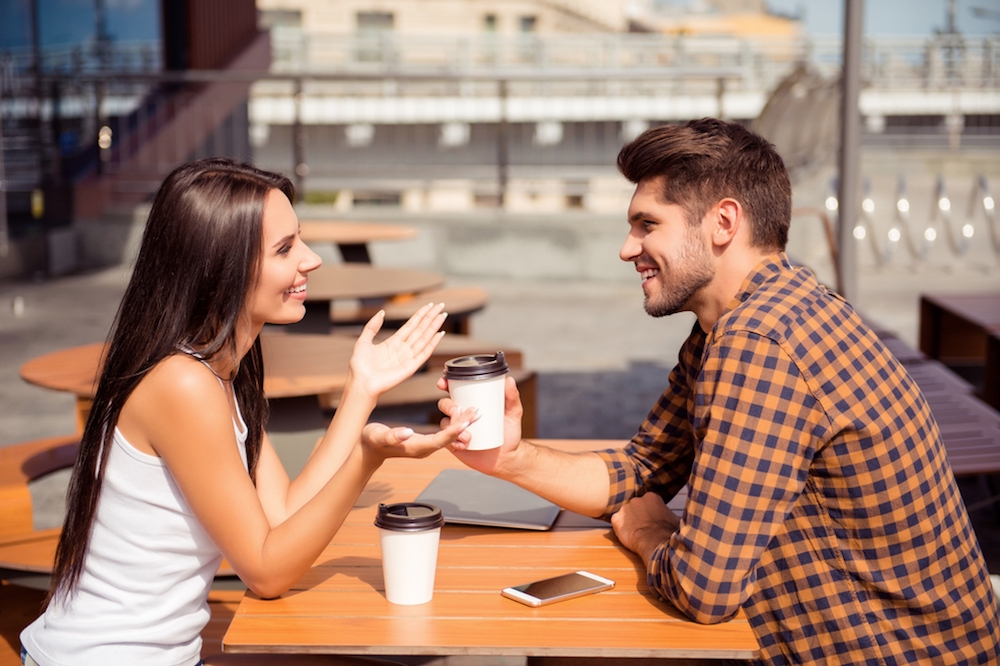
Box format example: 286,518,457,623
299,221,418,264
299,221,417,246
0,528,59,573
224,616,757,659
306,265,444,303
237,588,686,621
295,265,446,333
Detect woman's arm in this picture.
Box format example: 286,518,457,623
255,302,472,524
121,304,469,598
121,356,364,598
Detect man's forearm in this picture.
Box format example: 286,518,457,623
496,440,612,517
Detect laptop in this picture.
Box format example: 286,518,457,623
414,468,561,531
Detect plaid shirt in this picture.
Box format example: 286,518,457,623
597,254,1000,665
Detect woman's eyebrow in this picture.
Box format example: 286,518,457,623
271,233,296,249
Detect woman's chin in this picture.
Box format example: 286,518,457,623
270,306,307,326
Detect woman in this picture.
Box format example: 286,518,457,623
20,158,474,665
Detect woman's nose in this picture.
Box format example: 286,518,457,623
301,245,322,272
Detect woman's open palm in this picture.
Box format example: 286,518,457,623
349,302,447,399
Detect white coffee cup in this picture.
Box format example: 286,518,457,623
374,502,445,605
443,351,509,451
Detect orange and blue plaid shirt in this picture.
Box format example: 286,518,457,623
597,254,1000,665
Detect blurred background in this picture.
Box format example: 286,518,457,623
0,0,997,286
0,0,999,638
1,4,999,661
1,0,999,507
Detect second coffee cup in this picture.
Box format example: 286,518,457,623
443,351,509,450
375,502,445,605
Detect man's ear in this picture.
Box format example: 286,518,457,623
709,198,742,247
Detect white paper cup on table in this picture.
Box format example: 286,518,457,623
375,502,445,605
443,351,509,451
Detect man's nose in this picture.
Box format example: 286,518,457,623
620,232,641,263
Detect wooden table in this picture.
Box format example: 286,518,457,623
222,440,760,661
18,334,358,401
19,334,357,432
919,292,1000,409
299,220,417,264
295,264,446,334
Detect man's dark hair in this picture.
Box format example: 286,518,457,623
617,118,791,252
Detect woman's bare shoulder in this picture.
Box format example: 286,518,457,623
118,353,232,455
125,353,231,426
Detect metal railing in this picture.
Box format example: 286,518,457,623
1,31,999,231
269,29,1000,92
830,175,999,265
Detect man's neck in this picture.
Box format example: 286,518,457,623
694,250,775,332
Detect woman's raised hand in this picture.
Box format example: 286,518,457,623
349,302,448,400
361,406,479,460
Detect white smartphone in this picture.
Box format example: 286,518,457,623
501,570,615,607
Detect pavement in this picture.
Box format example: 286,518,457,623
1,235,999,663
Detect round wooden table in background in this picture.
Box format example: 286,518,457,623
18,334,359,429
298,220,417,263
295,264,446,333
305,264,444,302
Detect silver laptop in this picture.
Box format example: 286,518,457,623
415,469,561,531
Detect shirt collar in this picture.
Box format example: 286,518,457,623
705,252,790,343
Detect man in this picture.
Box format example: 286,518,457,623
440,118,1000,665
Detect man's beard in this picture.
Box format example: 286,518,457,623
643,232,714,318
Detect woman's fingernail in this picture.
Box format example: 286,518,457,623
398,427,414,438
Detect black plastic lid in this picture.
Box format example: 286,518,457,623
442,351,509,380
374,502,445,531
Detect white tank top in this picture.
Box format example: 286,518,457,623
21,386,248,666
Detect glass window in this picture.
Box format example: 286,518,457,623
259,9,302,29
357,11,394,32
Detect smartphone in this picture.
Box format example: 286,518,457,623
501,570,615,607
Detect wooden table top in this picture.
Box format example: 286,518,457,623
921,292,1000,330
18,334,357,401
223,440,759,660
299,220,417,245
305,265,445,303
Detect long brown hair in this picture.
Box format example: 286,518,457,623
48,158,295,605
617,118,792,252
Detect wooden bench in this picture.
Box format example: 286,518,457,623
869,326,1000,516
0,435,80,540
919,292,1000,408
332,285,489,335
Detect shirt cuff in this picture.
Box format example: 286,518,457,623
595,447,638,520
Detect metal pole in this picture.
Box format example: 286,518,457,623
496,79,509,208
0,80,8,258
293,78,305,200
837,0,864,301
